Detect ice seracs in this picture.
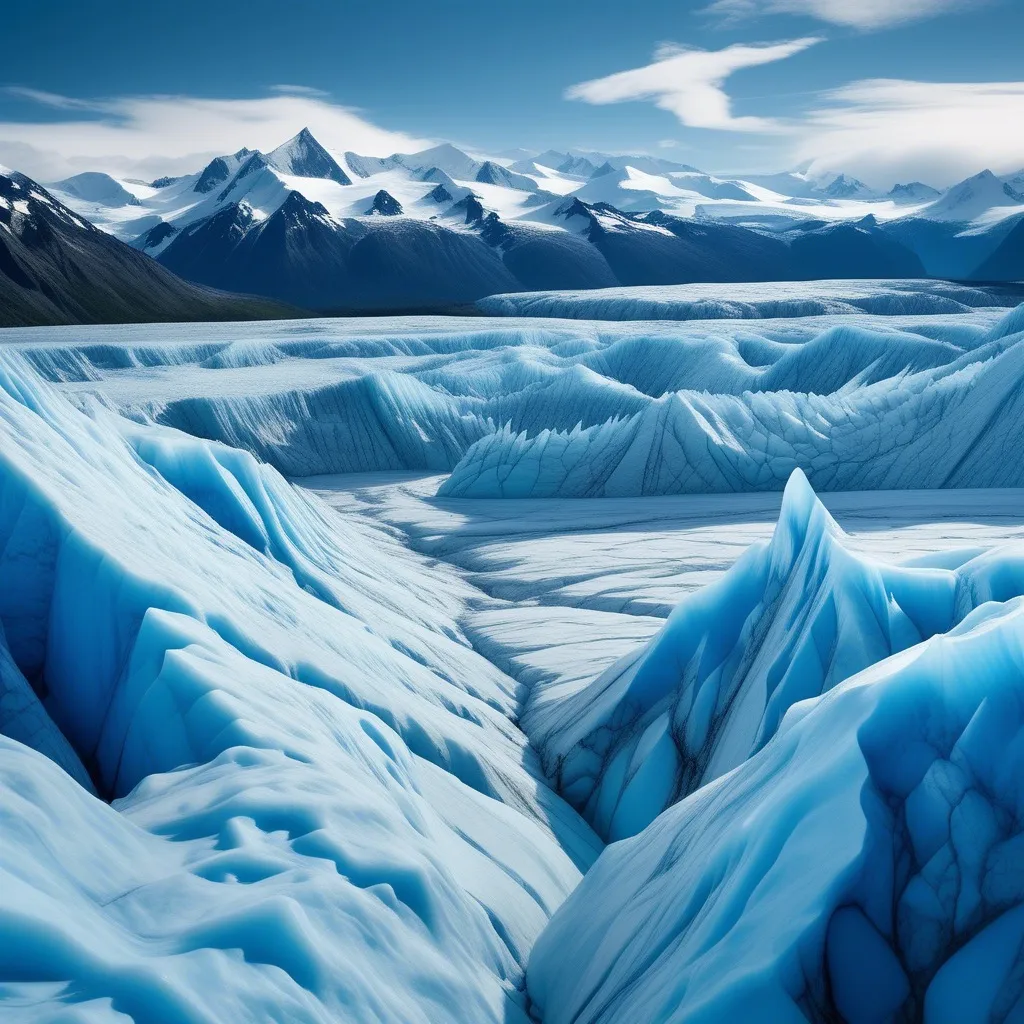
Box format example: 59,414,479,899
0,350,599,1021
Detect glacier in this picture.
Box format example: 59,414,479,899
476,279,1021,320
1,290,1020,489
6,287,1024,1021
441,302,1024,497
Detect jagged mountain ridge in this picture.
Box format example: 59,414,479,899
0,169,294,327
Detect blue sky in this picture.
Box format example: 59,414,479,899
2,0,1022,187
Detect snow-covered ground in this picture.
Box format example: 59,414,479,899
6,291,1024,1020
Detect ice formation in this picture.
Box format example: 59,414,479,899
524,469,1024,841
3,295,1017,488
529,581,1024,1023
0,353,599,1021
441,303,1024,497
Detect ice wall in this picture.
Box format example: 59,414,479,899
528,479,1024,1023
0,352,600,1022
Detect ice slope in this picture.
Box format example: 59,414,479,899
522,470,1024,841
441,302,1024,498
476,279,1008,320
0,353,600,1021
529,502,1024,1023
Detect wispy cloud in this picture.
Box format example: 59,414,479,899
269,84,330,98
702,0,967,30
796,79,1024,184
2,86,117,113
0,90,429,181
565,38,822,132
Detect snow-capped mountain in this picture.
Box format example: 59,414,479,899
35,126,1024,314
50,171,142,207
822,173,878,200
267,127,352,184
887,181,942,204
918,168,1024,223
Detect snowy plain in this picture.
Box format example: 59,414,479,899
4,282,1024,1021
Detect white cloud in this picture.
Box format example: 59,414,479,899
796,79,1024,185
565,38,822,132
0,90,429,181
702,0,966,29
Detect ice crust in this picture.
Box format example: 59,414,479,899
0,353,599,1022
529,472,1024,1023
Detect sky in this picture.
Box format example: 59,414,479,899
2,0,1022,188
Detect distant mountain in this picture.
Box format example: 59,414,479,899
48,172,141,207
366,190,403,216
267,128,351,185
193,149,253,193
919,169,1024,222
475,161,537,192
785,216,926,279
0,169,293,327
822,174,877,200
887,181,942,204
35,129,1024,316
157,188,518,311
344,151,403,178
399,143,482,180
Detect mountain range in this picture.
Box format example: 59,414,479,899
2,128,1022,322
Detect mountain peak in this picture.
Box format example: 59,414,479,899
267,130,351,186
366,190,403,216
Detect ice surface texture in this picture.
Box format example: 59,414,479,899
0,354,599,1022
441,303,1024,497
4,293,1018,489
529,471,1024,1023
